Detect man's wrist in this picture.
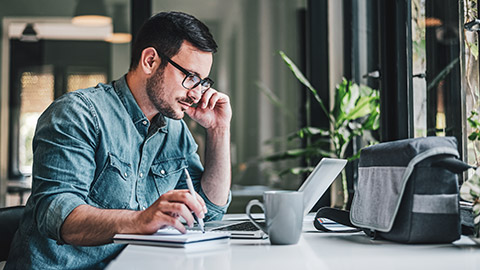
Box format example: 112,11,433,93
206,126,230,137
117,209,141,234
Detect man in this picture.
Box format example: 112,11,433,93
6,11,231,269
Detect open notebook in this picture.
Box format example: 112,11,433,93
199,158,348,239
113,229,230,249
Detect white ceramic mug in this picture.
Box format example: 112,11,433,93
246,190,303,245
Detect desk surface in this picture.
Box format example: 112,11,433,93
107,214,480,270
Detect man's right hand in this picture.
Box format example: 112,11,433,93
133,189,207,234
61,190,207,246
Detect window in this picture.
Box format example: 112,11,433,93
409,0,463,146
67,73,107,92
18,70,55,173
8,39,110,179
411,0,474,169
464,0,480,168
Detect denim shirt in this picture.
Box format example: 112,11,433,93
5,76,230,270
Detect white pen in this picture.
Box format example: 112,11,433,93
184,168,205,233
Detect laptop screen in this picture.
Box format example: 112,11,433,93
298,158,347,217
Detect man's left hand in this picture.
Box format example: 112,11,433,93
186,88,232,130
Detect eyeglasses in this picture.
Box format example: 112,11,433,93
159,52,214,93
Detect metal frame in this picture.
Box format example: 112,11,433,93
378,0,414,142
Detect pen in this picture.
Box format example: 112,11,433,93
184,168,205,233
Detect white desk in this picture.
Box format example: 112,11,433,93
107,215,480,270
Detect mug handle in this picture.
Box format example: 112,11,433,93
246,199,267,233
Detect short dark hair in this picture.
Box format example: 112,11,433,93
129,11,218,71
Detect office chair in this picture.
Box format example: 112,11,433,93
0,206,24,261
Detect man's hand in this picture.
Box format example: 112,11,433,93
186,88,232,130
134,190,207,234
61,190,207,246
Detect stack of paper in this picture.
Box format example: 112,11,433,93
113,229,230,249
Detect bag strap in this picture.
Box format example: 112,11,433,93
314,206,474,237
313,207,363,234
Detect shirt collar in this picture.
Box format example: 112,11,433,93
113,75,167,131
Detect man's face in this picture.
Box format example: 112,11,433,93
145,42,213,120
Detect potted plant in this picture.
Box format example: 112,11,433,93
261,51,380,209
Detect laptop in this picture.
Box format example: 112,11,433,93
202,158,347,239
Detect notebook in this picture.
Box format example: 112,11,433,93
202,158,348,239
113,229,230,249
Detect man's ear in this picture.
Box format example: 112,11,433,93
140,47,160,75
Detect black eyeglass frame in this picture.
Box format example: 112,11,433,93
158,52,214,92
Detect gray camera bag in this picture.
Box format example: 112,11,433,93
315,136,472,243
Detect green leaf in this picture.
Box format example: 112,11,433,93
471,42,479,60
279,51,332,123
346,150,362,161
263,146,334,162
342,96,377,121
310,138,334,147
256,81,295,121
342,82,360,115
359,83,374,96
332,78,349,120
467,111,480,129
363,109,380,130
468,118,479,129
287,127,330,141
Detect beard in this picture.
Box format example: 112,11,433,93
145,68,194,120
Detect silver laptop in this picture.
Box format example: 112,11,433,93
203,158,347,239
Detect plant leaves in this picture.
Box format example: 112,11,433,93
343,96,378,121
262,52,381,178
332,78,348,120
279,51,332,123
263,147,333,162
363,109,380,130
342,82,360,115
347,149,362,161
287,127,330,141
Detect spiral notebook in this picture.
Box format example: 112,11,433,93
113,229,230,249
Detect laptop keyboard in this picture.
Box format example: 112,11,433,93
213,221,265,231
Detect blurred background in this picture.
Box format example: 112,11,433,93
0,0,477,214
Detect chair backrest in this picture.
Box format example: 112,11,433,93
0,206,25,261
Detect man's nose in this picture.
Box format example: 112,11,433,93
187,87,203,103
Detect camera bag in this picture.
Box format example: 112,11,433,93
314,136,473,244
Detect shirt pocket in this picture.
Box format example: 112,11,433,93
151,157,188,195
89,152,134,209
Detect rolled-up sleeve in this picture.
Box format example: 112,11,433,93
31,92,98,244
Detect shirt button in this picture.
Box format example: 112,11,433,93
142,120,148,125
142,206,146,210
124,172,128,177
139,172,144,178
160,169,165,175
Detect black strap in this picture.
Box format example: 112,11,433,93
313,207,361,233
315,205,475,237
